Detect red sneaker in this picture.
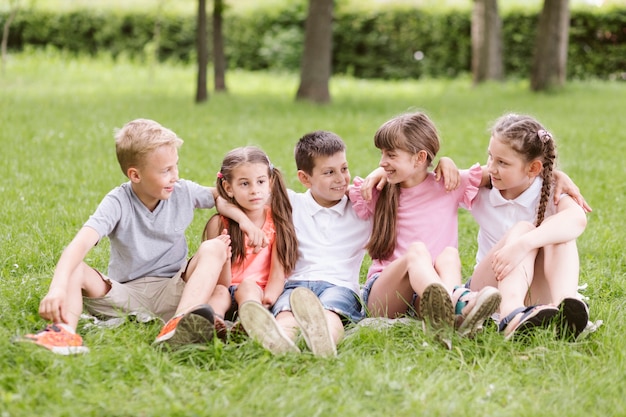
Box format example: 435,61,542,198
15,324,89,355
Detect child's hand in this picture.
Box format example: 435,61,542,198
434,157,460,191
553,171,592,212
39,287,68,324
491,241,527,281
261,281,284,308
361,167,387,201
239,219,269,253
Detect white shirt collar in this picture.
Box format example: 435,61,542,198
488,177,543,208
304,189,348,215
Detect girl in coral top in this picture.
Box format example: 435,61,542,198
203,146,298,329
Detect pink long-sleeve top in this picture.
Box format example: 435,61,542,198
349,164,482,281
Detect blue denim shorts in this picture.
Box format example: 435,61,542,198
272,280,364,323
361,273,418,317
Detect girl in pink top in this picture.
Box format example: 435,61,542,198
203,146,298,329
349,112,501,340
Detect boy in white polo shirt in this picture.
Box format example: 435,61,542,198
238,131,372,356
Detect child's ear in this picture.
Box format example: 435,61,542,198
222,181,234,198
297,170,312,189
528,159,543,177
128,167,141,183
414,150,428,166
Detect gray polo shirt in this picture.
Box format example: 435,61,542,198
84,179,214,283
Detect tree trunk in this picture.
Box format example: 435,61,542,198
195,0,209,103
1,2,18,75
295,0,333,104
530,0,570,91
471,0,503,85
213,0,227,92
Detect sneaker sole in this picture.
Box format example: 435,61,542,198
505,306,559,341
159,306,216,348
556,298,589,340
238,302,300,354
419,283,455,333
457,287,502,338
290,287,336,357
49,345,90,355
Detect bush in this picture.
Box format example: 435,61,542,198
1,6,624,80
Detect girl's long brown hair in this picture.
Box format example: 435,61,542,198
491,114,557,226
205,146,298,274
366,112,441,260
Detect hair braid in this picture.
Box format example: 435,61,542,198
535,130,556,226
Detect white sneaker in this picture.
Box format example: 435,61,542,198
454,286,501,337
238,301,300,354
290,287,336,357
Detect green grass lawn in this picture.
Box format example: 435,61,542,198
1,50,625,416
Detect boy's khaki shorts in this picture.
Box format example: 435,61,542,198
83,264,187,323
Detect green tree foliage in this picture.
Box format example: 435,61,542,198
1,6,624,80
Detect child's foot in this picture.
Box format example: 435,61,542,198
556,297,589,340
419,283,455,333
14,324,89,355
238,301,300,354
290,287,336,357
453,286,501,338
154,304,215,349
498,305,559,341
213,315,232,342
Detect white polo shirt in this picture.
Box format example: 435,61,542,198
287,189,372,293
471,177,557,265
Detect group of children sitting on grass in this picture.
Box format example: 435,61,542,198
16,111,591,356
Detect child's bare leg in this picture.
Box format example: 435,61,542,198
234,280,264,306
472,222,537,318
40,262,109,331
207,285,232,318
176,237,229,315
325,311,345,345
368,242,438,317
367,257,414,317
527,240,580,306
276,311,299,341
433,247,463,292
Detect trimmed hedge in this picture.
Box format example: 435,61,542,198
2,6,625,80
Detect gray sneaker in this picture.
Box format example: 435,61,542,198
238,301,300,354
419,283,455,333
290,287,336,357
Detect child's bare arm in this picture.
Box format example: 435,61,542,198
40,227,99,324
215,196,268,251
261,245,286,308
433,157,460,191
359,167,386,201
553,170,592,212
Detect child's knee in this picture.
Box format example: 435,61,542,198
406,241,430,262
197,238,229,262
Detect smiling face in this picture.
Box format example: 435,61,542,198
222,162,271,213
129,144,179,211
487,135,541,200
298,151,350,208
378,147,428,188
